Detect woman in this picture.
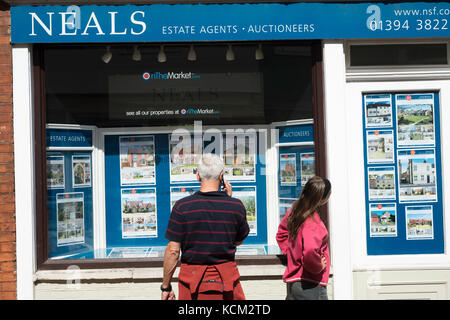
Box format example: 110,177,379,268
276,176,332,300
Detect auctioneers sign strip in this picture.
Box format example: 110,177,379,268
10,2,450,43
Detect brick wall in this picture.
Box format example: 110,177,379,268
0,3,16,300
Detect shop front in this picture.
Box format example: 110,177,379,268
8,1,450,300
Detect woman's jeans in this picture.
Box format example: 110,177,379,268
286,281,328,300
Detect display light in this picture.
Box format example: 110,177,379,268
255,44,264,60
132,45,141,61
158,45,167,63
101,46,112,63
226,44,235,61
188,45,197,61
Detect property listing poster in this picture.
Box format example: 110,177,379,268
119,135,156,185
367,166,396,201
300,153,315,186
72,154,91,188
405,205,434,240
169,133,202,183
364,94,393,128
223,132,256,182
279,153,296,186
233,186,257,236
366,130,394,164
369,203,397,237
56,192,85,246
396,94,435,148
362,92,442,254
121,188,157,238
279,198,296,221
47,154,65,189
397,148,437,203
170,186,201,209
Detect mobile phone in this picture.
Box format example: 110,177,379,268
220,178,225,191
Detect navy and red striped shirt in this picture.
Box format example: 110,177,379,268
165,190,250,265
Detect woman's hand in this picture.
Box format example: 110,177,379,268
321,255,327,270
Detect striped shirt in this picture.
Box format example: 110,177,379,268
165,191,250,265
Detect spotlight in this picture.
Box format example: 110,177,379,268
187,45,197,61
158,45,167,63
255,44,264,60
226,44,235,61
101,46,112,64
132,45,141,61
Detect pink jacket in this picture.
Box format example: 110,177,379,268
276,209,330,286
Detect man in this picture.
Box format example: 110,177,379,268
161,153,250,300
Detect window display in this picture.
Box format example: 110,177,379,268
104,131,267,249
362,92,444,255
46,129,94,259
276,123,315,225
43,43,315,260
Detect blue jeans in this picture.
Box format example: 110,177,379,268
286,281,328,300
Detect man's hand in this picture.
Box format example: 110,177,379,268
161,290,176,300
223,179,232,197
162,241,180,300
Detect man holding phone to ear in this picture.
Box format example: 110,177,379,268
162,153,250,300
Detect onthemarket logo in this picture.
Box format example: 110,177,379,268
142,71,200,80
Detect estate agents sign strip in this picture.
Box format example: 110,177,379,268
11,2,450,43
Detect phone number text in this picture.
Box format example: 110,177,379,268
369,19,448,31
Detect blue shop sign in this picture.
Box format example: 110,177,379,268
277,124,314,144
47,128,93,148
11,2,450,43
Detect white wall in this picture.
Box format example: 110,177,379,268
12,45,36,300
324,39,450,299
322,40,354,299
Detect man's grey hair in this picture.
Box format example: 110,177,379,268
197,153,224,181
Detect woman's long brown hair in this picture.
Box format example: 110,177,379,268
287,176,330,240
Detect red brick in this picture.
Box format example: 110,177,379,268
0,251,15,262
0,271,15,282
0,262,15,272
0,223,14,233
0,213,14,223
0,113,12,122
0,163,14,173
0,144,13,153
0,94,11,104
0,242,15,252
0,232,14,243
0,202,14,213
0,281,16,292
0,201,15,214
0,291,16,300
0,153,13,163
0,85,11,94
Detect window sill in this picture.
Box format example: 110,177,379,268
35,255,287,283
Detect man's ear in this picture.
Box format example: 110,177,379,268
219,171,224,181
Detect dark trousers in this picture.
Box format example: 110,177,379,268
286,281,328,300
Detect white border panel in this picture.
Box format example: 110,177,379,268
13,45,36,300
346,80,450,270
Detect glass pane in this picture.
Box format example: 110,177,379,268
350,44,447,66
44,43,313,127
46,129,94,259
276,123,315,225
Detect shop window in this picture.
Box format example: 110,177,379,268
39,43,320,263
349,43,447,67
